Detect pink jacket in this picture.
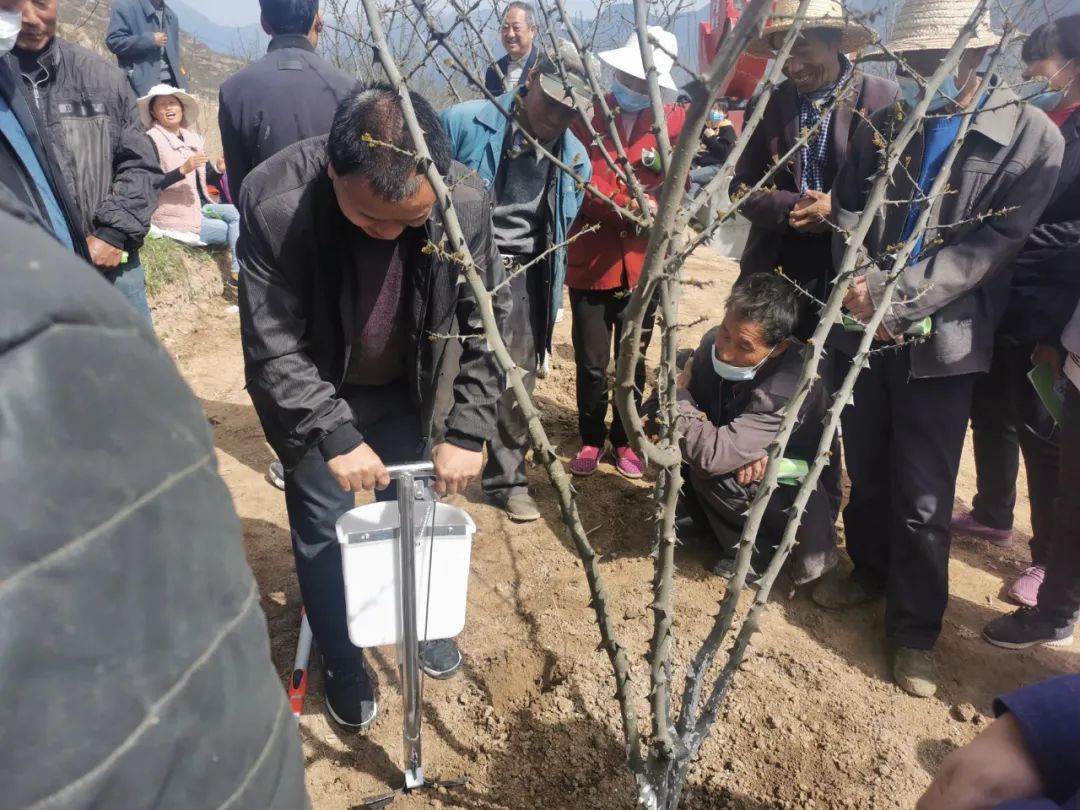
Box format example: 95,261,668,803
147,124,206,235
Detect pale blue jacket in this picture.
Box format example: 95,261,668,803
440,92,591,340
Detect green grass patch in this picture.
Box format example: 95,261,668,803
141,237,226,296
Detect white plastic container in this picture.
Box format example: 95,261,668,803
336,501,475,649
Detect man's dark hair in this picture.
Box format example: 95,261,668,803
725,273,800,347
504,1,537,27
328,84,452,202
259,0,319,35
1023,15,1080,63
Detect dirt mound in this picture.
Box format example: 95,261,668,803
156,247,1080,810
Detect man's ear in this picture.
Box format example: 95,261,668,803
313,10,325,34
260,15,273,36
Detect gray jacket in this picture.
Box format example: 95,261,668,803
0,196,309,809
106,0,188,98
677,329,827,477
832,85,1064,378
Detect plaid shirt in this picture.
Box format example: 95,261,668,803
799,57,853,193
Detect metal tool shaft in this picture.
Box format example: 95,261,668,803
387,463,435,791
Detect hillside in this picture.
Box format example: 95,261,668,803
59,0,246,97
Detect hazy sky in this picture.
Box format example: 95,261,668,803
181,0,262,26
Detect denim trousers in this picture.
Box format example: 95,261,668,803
103,260,152,324
200,203,241,273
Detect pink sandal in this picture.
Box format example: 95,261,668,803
570,445,604,476
614,446,644,479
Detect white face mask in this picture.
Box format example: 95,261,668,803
0,9,22,58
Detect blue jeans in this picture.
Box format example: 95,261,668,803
104,261,152,324
200,203,240,273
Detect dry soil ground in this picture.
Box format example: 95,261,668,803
156,247,1078,810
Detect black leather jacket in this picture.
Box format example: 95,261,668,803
238,135,511,468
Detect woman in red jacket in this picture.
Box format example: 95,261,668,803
566,27,686,478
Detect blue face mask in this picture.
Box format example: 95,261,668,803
1030,89,1067,111
708,110,725,123
612,80,652,113
898,74,962,112
711,345,774,382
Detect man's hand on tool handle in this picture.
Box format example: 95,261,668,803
327,443,391,492
432,442,483,497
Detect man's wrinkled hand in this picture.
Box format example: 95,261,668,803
843,276,875,323
326,443,389,493
788,189,832,233
432,442,483,497
735,457,768,486
87,236,124,269
677,356,694,390
915,713,1044,810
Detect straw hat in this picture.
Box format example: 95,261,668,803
138,84,200,130
883,0,1000,53
599,27,679,91
746,0,875,59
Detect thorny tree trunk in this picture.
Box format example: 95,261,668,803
349,0,1021,804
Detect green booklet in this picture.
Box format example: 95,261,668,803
1027,363,1066,426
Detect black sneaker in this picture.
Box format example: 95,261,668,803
323,655,378,731
983,607,1075,650
419,638,463,680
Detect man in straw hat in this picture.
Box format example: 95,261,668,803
735,0,897,333
734,0,897,541
440,39,593,522
11,0,161,322
565,26,686,480
813,0,1064,698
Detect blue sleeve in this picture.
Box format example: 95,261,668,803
995,674,1080,805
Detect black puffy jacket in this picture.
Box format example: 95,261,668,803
0,199,309,809
12,37,161,258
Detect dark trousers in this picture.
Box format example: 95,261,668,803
1038,383,1080,627
569,287,656,448
969,340,1059,563
483,260,542,501
841,349,976,649
682,465,838,585
284,382,425,660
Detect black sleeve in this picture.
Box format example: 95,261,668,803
442,186,511,450
155,167,184,190
92,75,162,250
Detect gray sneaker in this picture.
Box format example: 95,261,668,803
419,638,463,679
893,647,937,698
504,493,541,522
268,461,286,491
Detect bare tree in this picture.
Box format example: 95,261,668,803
335,0,1041,804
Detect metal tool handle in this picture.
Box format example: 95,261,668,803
386,461,435,480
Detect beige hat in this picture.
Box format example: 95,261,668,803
138,84,200,130
746,0,875,59
883,0,1000,53
599,27,679,91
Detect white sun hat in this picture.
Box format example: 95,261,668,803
747,0,875,59
598,27,679,91
883,0,1000,53
138,84,201,130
